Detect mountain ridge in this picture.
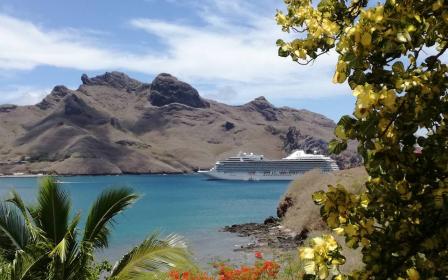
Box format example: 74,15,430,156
0,72,361,175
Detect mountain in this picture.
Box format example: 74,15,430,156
0,72,361,175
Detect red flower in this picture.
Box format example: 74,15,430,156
181,271,190,280
169,270,180,280
255,251,263,259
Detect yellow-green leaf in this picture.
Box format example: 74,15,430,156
361,33,372,47
407,268,420,280
299,247,315,259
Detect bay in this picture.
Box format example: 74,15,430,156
0,174,289,264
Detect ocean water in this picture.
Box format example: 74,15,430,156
0,174,290,264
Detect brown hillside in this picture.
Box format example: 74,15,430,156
0,72,361,175
276,167,368,272
278,167,368,233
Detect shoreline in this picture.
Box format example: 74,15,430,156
0,171,193,178
222,217,308,253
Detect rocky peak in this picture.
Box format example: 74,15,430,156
149,73,209,108
81,72,143,92
244,96,278,121
37,85,72,110
51,85,71,97
248,96,274,109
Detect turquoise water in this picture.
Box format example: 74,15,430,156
0,174,289,263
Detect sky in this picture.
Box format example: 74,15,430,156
0,0,356,121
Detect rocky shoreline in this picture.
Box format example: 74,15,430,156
222,217,308,252
0,171,191,177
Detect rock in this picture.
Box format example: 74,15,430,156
277,196,294,218
0,104,17,113
264,125,281,135
51,86,71,98
222,121,235,130
110,117,123,130
81,72,144,92
282,126,326,154
37,86,71,110
245,96,278,121
223,218,304,252
115,140,151,149
294,228,309,243
223,223,263,237
333,148,363,169
149,73,209,108
264,216,279,225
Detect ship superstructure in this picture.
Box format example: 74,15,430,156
199,150,339,181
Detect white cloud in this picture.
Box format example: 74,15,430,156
0,0,346,107
0,86,50,105
0,14,121,71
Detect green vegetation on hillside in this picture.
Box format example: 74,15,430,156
276,0,448,278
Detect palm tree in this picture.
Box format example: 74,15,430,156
0,177,195,280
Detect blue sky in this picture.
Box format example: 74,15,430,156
0,0,355,121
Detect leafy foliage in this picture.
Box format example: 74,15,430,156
276,0,448,278
298,235,346,279
0,177,194,280
0,203,31,261
110,233,195,279
83,187,138,249
34,177,71,247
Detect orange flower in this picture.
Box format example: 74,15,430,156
171,258,280,280
169,270,180,280
255,251,263,259
181,271,190,280
263,261,272,269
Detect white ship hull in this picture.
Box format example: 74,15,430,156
199,170,309,181
199,150,339,181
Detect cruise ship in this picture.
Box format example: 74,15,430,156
199,150,339,181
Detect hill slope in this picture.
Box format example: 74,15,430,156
277,167,368,232
0,72,361,175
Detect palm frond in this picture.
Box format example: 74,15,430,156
10,250,48,280
6,191,28,223
0,203,31,261
49,213,80,263
6,191,42,241
109,233,195,279
83,188,138,249
34,177,71,245
49,237,68,263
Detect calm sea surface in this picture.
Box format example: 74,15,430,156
0,174,290,264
